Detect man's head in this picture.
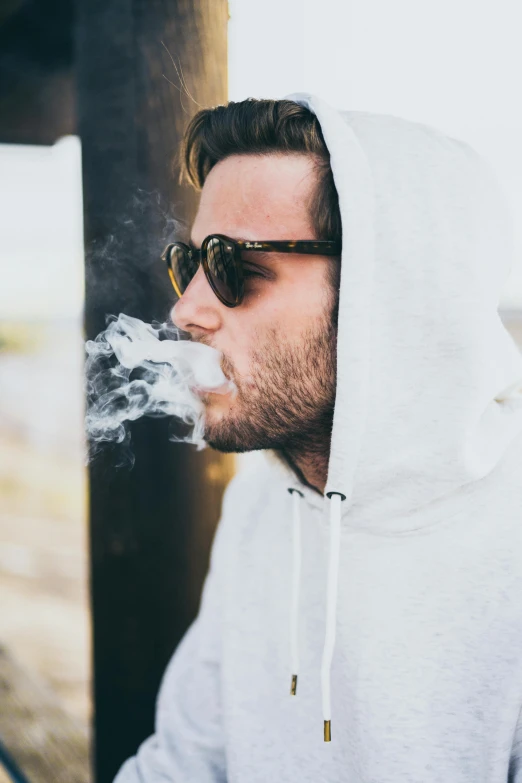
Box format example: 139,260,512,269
171,99,342,470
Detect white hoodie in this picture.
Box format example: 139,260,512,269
114,94,522,782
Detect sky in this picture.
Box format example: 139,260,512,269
1,0,521,318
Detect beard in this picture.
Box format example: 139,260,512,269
202,304,337,461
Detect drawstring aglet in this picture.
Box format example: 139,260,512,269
324,720,331,742
290,674,298,695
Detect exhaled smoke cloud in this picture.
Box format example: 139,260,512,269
85,313,236,464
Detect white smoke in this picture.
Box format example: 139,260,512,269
85,313,236,462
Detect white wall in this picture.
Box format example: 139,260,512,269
229,0,522,308
0,136,83,320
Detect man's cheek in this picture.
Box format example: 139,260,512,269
223,351,250,386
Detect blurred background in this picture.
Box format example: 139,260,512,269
0,1,521,781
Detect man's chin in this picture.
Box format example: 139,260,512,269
203,427,242,454
201,397,234,449
202,409,252,454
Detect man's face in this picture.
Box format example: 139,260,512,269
172,152,338,456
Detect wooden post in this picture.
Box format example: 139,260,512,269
0,0,75,145
76,2,232,781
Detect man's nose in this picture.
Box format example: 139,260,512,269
171,264,221,334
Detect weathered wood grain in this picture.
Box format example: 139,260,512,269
77,1,232,780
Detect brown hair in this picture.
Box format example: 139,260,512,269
178,98,342,247
178,99,342,314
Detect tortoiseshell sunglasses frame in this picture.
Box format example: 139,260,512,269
161,233,342,308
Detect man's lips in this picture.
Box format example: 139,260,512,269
192,382,231,396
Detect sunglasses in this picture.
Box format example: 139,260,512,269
161,234,342,308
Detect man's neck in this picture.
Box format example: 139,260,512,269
274,447,329,497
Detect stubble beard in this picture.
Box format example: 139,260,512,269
202,307,337,465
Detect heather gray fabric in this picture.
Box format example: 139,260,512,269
114,94,522,782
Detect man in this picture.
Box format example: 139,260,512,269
114,94,522,781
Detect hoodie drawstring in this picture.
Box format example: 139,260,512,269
321,491,345,742
288,488,304,697
287,488,346,742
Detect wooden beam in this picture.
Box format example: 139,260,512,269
76,1,232,781
0,0,75,144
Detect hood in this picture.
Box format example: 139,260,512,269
274,91,522,742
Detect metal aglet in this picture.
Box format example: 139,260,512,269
290,674,298,695
324,719,331,742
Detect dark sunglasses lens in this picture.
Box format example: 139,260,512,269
168,244,199,297
206,237,240,305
